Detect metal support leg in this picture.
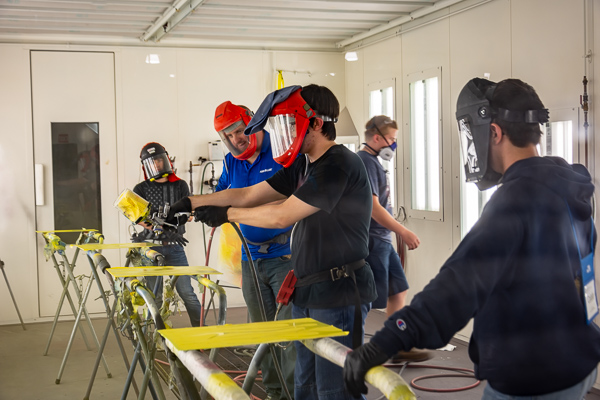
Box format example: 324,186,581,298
44,253,93,354
55,275,108,384
57,253,112,377
83,298,139,400
82,255,139,399
0,259,26,330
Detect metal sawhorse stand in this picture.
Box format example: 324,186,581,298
37,229,116,383
72,241,162,400
105,263,224,400
38,229,97,354
0,258,26,330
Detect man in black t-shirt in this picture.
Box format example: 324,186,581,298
167,85,376,400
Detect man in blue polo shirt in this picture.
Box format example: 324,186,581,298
213,101,295,400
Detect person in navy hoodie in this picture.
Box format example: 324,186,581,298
213,101,295,400
344,78,600,399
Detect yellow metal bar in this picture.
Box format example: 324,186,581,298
366,366,416,400
302,337,416,400
72,242,156,251
108,266,221,278
162,340,251,400
36,229,98,233
158,318,347,351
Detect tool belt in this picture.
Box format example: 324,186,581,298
295,259,365,287
295,259,365,349
245,229,292,254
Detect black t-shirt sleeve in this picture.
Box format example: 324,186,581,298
266,156,304,197
294,162,348,214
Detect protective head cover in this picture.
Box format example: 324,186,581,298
455,78,549,190
244,85,314,168
214,101,257,160
268,88,318,167
140,142,173,181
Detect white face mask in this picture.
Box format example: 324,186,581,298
378,146,395,161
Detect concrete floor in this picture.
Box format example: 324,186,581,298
1,307,599,400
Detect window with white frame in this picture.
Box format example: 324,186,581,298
368,79,396,208
405,68,443,221
460,172,496,236
539,120,574,163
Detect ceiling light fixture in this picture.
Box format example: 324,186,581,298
145,54,160,64
345,52,358,62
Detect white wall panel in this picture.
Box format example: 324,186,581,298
400,19,454,303
512,0,585,111
31,51,118,316
0,45,38,324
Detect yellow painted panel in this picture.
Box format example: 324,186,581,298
108,266,221,278
36,229,98,233
72,242,156,251
159,318,348,351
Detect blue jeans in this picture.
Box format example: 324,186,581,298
292,303,371,400
242,256,295,399
144,245,202,327
482,367,598,400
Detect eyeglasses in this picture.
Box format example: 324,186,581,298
370,123,396,146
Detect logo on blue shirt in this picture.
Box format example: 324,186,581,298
396,319,407,331
260,168,273,173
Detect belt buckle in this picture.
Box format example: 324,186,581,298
330,265,348,281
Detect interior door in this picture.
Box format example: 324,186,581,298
31,51,119,317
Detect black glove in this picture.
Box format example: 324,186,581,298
165,197,192,227
159,229,189,247
194,205,231,227
130,232,146,243
343,342,389,398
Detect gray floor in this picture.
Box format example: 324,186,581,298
0,308,598,400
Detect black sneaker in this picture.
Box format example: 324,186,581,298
389,349,433,363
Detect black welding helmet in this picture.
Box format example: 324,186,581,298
456,78,550,191
140,142,173,181
455,78,501,191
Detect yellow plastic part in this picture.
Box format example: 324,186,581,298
41,233,66,260
113,188,150,224
36,229,98,233
158,318,348,351
72,242,156,251
108,266,221,278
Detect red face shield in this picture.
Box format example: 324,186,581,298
266,89,315,168
214,101,257,160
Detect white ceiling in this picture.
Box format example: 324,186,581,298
0,0,464,51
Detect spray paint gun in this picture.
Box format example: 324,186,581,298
114,189,189,246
